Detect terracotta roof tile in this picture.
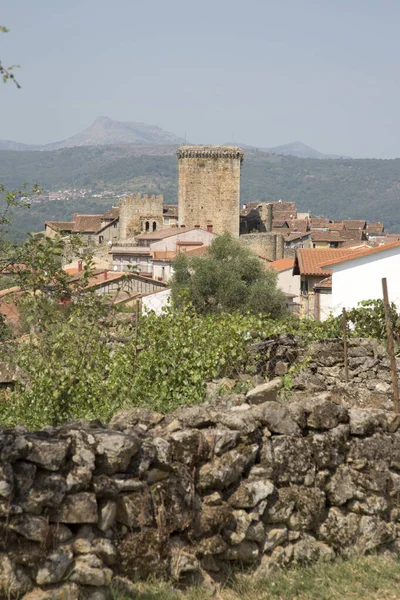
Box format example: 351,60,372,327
294,248,361,276
136,227,192,241
184,245,210,257
308,217,330,230
45,221,74,232
73,215,103,233
314,276,332,289
265,258,295,272
319,239,400,269
311,231,342,242
342,220,367,230
329,222,345,231
102,207,120,220
287,219,308,232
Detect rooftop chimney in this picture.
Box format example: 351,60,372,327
78,260,83,272
104,270,108,280
207,224,213,233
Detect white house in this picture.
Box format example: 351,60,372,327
266,258,300,303
320,241,400,316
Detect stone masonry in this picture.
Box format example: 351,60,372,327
3,367,400,597
119,194,164,241
177,146,244,236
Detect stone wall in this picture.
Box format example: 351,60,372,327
2,378,400,598
258,335,395,410
177,146,244,236
119,194,164,240
239,233,286,261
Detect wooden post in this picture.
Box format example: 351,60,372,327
382,278,399,414
342,307,349,384
135,299,139,348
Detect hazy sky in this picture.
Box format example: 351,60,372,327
1,0,400,157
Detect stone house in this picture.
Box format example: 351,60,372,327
45,212,119,245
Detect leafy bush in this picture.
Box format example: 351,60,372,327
170,233,287,317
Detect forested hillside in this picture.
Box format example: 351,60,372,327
2,145,400,239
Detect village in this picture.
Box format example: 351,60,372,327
36,145,400,322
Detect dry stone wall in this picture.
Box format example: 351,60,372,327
258,335,396,410
1,376,400,598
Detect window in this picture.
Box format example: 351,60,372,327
152,221,157,232
98,235,104,244
145,221,150,232
329,241,339,248
113,222,118,228
301,279,309,295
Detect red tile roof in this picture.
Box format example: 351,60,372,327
265,258,295,272
45,221,74,232
311,231,342,242
329,222,345,231
136,227,192,241
102,207,120,220
294,248,361,276
319,239,400,269
314,276,332,289
72,215,103,233
184,245,210,257
342,220,367,230
287,219,308,233
308,217,330,230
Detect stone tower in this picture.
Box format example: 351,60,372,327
119,194,164,241
177,146,244,236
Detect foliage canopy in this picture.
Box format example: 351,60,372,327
170,233,287,317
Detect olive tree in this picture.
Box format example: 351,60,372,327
170,232,287,317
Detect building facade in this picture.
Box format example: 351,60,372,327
119,194,164,241
177,146,244,236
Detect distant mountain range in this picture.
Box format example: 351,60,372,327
0,117,348,159
0,117,187,152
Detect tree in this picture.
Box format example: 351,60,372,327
170,232,287,317
0,26,20,87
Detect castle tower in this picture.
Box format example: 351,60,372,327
177,146,244,236
119,193,164,240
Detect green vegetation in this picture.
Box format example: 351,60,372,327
0,237,395,429
0,26,20,87
2,146,400,240
110,555,400,599
170,233,286,317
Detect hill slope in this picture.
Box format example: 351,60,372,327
0,117,186,151
2,145,400,237
1,118,346,158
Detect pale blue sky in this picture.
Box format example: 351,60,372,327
1,0,400,157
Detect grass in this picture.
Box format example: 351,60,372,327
111,555,400,599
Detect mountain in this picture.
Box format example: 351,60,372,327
0,117,187,152
230,141,349,159
2,145,400,240
0,140,40,151
265,141,348,160
1,117,348,158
